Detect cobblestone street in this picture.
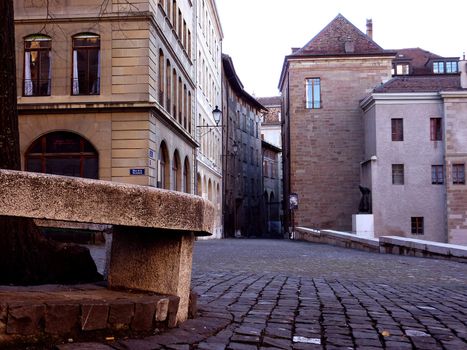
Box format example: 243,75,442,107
68,239,466,350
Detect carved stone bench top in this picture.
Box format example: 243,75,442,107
0,169,214,236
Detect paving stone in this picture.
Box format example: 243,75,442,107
81,303,109,331
7,303,45,335
56,343,115,350
131,301,156,332
45,302,80,334
108,300,134,329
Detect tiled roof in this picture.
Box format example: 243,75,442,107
294,14,392,56
257,96,281,106
392,48,444,75
374,75,461,93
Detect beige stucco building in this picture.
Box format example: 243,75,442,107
14,0,197,194
195,0,223,238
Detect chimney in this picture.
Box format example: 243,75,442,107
460,59,467,89
366,19,373,39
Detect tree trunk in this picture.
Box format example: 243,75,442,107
0,0,101,285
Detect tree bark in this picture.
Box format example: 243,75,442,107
0,0,101,285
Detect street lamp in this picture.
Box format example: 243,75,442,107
212,105,222,126
197,106,223,129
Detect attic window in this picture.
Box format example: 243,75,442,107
395,64,409,75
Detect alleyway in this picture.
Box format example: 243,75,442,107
72,239,466,349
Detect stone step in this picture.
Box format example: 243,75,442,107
0,283,181,348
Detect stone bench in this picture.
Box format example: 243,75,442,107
0,169,214,325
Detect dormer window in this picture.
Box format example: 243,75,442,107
433,61,445,74
395,63,409,75
433,61,458,74
446,61,458,73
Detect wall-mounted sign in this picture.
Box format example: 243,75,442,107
130,168,145,176
289,193,299,210
148,149,155,159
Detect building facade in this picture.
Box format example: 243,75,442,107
14,1,197,195
280,14,467,244
222,54,265,237
257,96,283,237
194,0,223,238
261,140,282,237
279,15,394,233
361,52,467,244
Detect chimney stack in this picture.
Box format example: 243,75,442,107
366,19,373,39
460,59,467,89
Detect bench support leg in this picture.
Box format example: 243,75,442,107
108,227,194,324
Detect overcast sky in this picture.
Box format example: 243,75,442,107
215,0,466,97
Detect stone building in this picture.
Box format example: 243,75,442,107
279,14,395,233
280,14,467,244
257,96,283,237
361,50,467,244
222,54,265,237
14,1,197,193
195,0,223,238
261,140,282,237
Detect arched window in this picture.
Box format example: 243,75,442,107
172,150,181,191
25,131,98,179
157,141,170,189
208,178,213,202
24,34,51,96
183,156,191,193
197,173,202,196
72,33,100,95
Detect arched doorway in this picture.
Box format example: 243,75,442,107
183,157,191,193
157,141,170,189
25,131,98,179
197,173,202,196
172,150,181,191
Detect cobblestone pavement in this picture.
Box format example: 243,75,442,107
65,239,466,350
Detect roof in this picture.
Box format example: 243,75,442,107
279,14,396,90
222,54,266,111
392,48,458,75
374,75,461,93
294,14,392,57
261,140,281,153
257,96,281,106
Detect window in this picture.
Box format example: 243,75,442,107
72,33,100,95
411,217,424,235
24,35,51,96
392,164,404,185
431,165,444,184
183,157,191,193
166,60,171,113
306,78,321,109
172,150,181,191
395,64,409,75
433,61,445,74
159,50,164,104
157,142,169,189
446,61,458,73
453,164,465,185
26,131,98,179
430,118,442,141
391,118,403,141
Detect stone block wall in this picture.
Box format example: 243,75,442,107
287,57,392,231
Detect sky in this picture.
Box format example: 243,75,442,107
215,0,467,97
